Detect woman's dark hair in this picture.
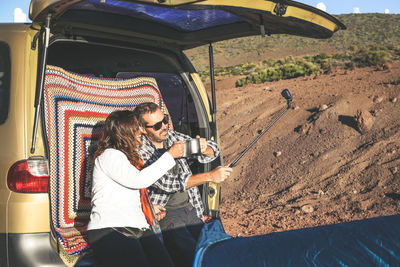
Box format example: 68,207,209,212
93,110,140,166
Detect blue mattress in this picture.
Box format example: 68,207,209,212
194,215,400,266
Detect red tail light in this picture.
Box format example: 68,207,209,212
7,158,49,193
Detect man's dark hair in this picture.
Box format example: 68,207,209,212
133,102,160,126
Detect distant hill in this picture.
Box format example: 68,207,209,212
185,14,400,72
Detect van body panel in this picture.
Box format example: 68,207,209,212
189,72,222,211
0,191,50,233
7,193,50,233
191,73,212,122
0,25,49,235
0,25,28,162
0,190,11,233
2,233,65,267
29,0,83,22
195,0,342,32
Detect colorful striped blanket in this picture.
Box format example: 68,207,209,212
43,65,170,265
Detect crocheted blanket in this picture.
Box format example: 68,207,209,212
43,65,170,265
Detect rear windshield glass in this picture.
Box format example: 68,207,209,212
116,71,198,132
74,0,242,32
0,42,11,125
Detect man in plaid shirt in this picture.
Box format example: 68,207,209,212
134,102,232,267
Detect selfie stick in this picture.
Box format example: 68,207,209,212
228,89,292,168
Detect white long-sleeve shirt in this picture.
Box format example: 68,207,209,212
87,148,176,230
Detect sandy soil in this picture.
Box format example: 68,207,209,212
209,62,400,237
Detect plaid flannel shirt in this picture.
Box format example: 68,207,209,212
137,131,220,219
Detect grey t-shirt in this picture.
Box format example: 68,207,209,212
165,191,192,210
158,144,193,210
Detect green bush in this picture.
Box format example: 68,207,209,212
311,53,331,70
394,45,400,56
366,50,389,65
345,61,355,70
234,60,323,87
332,53,351,60
353,48,389,66
235,78,246,87
280,64,303,79
300,60,322,75
349,45,358,51
313,53,329,60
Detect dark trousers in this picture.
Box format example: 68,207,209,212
87,227,174,267
159,207,204,267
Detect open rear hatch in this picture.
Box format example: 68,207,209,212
30,0,345,50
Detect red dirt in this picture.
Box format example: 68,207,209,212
209,62,400,237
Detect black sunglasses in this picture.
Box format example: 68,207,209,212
145,114,169,131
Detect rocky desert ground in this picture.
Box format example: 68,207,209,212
211,61,400,237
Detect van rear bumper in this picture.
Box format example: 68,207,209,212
0,232,65,267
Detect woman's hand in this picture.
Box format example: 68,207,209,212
196,135,208,154
153,204,166,221
167,141,185,158
196,135,214,157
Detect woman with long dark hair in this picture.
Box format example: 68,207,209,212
87,110,182,267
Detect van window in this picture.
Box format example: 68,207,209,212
115,72,198,135
0,42,11,124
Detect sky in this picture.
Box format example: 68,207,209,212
301,0,399,15
0,0,399,23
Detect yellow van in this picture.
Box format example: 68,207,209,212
0,1,344,266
